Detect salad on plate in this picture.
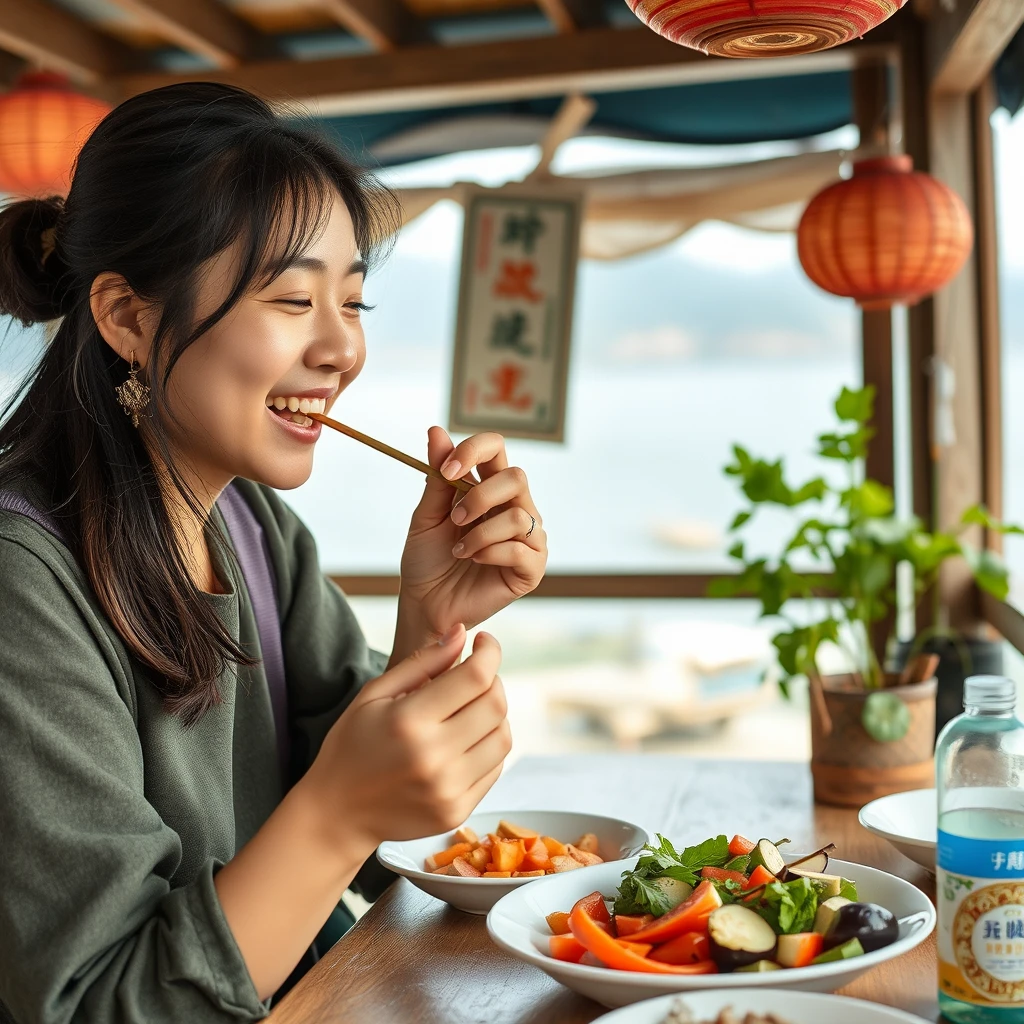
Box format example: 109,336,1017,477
545,833,900,975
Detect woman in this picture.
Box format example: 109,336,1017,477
0,83,547,1022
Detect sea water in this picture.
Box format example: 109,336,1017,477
937,677,1024,1022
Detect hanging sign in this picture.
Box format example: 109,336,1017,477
449,184,582,442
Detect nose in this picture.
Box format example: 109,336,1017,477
306,304,361,375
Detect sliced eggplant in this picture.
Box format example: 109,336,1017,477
650,877,693,910
811,936,865,964
747,839,786,878
786,868,842,898
735,959,783,973
707,904,778,971
821,902,899,954
784,844,834,875
813,896,853,936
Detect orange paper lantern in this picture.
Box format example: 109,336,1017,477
797,155,973,310
626,0,908,57
0,71,110,197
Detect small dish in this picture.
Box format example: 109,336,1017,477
486,856,935,1008
591,989,931,1024
858,788,936,872
377,810,649,916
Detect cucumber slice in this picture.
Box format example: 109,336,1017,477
811,937,865,964
747,839,786,878
735,959,783,973
814,896,853,936
650,877,693,910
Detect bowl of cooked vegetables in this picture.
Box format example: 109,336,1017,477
486,831,935,1007
376,810,650,915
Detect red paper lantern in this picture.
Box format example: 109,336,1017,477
797,155,973,310
626,0,908,57
0,71,110,197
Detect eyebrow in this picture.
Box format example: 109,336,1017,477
281,256,367,277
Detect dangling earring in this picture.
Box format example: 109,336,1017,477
115,350,150,428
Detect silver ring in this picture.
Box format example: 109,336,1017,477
525,515,536,538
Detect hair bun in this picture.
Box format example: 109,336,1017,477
0,196,70,325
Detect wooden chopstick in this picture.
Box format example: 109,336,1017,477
308,412,473,493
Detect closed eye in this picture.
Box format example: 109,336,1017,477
346,301,375,313
276,298,312,308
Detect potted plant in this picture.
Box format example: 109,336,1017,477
711,384,1017,807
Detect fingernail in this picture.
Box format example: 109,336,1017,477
452,542,465,557
441,459,461,480
451,506,467,525
438,623,463,645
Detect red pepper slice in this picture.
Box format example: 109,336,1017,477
626,880,724,945
568,902,718,975
728,834,756,857
614,913,654,938
648,931,710,965
700,866,748,886
572,891,610,924
549,934,587,963
742,864,778,901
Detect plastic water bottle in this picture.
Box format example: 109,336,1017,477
937,675,1024,1022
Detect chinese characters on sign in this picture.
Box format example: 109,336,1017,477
449,187,582,441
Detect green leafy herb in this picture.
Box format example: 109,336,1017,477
839,878,859,902
753,877,819,935
614,874,677,917
615,833,730,916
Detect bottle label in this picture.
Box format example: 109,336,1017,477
938,829,1024,1007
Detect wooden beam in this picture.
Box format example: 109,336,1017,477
974,77,1003,547
103,0,263,68
535,0,603,33
928,0,1024,95
854,62,896,663
0,0,133,82
107,26,896,114
930,90,984,633
318,0,426,52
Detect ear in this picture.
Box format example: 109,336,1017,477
89,272,156,369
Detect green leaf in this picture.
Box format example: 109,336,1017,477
843,480,894,518
729,510,752,531
839,879,859,902
962,544,1010,600
861,691,911,742
728,540,745,561
755,877,819,934
961,504,1024,536
613,873,676,917
835,385,875,424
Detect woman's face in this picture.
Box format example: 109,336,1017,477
160,192,367,498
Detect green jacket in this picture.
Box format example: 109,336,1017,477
0,478,389,1023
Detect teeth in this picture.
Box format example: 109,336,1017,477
266,397,326,413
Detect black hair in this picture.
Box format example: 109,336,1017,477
0,82,401,724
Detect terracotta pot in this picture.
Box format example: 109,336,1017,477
809,673,937,808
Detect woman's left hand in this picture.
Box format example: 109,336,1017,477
394,427,547,647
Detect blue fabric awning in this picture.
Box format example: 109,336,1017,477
319,71,853,167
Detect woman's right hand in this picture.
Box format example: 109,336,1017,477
303,624,511,852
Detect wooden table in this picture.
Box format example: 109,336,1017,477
269,756,939,1024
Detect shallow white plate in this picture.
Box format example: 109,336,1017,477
486,856,934,1008
591,989,931,1024
858,789,936,872
377,810,649,916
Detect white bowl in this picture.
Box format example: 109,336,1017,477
591,989,931,1024
376,810,649,916
486,856,935,1008
858,788,936,872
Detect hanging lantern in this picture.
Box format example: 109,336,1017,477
0,71,110,197
797,156,973,310
625,0,908,58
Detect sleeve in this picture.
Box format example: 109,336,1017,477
240,483,394,902
0,535,267,1024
